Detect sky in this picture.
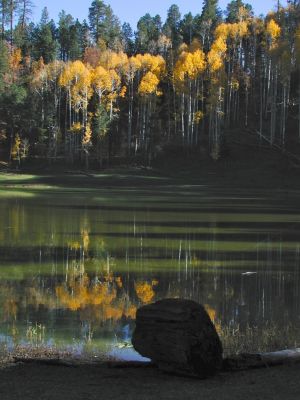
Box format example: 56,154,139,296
32,0,287,28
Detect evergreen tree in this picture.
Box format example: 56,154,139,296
81,19,91,50
201,0,221,24
7,0,21,46
13,1,33,51
69,20,83,60
198,0,222,50
33,7,57,63
88,0,121,47
0,1,9,40
136,14,162,53
226,0,253,23
180,12,196,45
121,22,134,54
0,39,8,92
18,0,33,30
163,4,182,49
58,10,75,61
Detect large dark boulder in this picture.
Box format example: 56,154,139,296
132,298,223,378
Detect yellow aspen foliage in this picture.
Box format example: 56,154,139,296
207,35,227,73
194,110,204,124
56,274,117,311
178,43,189,54
174,44,206,83
136,53,166,76
207,50,223,73
70,122,83,133
266,19,281,47
237,6,251,21
92,65,112,99
126,56,142,81
46,60,65,83
157,34,172,54
138,71,159,95
59,61,92,112
135,281,155,303
11,134,21,160
212,36,227,54
230,78,240,91
228,21,249,40
82,123,92,147
98,50,128,73
204,305,221,333
54,271,137,323
215,23,230,39
119,85,127,98
31,58,47,91
9,48,22,71
124,304,137,319
109,69,121,90
91,58,125,119
81,229,90,252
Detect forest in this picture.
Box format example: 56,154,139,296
0,0,300,169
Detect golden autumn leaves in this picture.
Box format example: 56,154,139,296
55,272,159,323
29,15,283,120
57,51,166,112
9,12,286,161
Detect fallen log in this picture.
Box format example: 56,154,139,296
224,348,300,371
13,357,78,367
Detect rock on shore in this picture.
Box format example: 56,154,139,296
132,298,223,377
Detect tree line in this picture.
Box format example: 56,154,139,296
1,0,300,168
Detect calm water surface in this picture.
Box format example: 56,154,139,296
0,182,300,358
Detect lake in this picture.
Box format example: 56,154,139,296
0,177,300,358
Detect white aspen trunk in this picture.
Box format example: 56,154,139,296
181,93,185,143
260,73,263,141
188,81,192,147
128,80,133,155
282,85,287,147
245,86,249,127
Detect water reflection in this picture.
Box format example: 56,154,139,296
0,189,300,357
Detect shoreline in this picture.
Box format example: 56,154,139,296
0,356,300,400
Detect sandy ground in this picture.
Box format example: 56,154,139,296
0,362,299,400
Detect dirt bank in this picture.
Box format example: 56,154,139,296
0,361,299,400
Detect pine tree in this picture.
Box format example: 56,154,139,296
88,0,121,48
226,0,253,23
58,10,75,61
201,0,221,25
33,7,57,63
0,39,8,92
121,22,134,54
180,13,195,45
136,14,162,53
163,4,182,49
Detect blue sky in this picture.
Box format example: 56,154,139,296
33,1,286,28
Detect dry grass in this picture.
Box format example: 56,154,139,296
219,323,300,356
0,343,74,368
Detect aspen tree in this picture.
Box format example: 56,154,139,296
207,28,227,159
135,54,165,157
265,18,281,144
173,39,206,147
59,61,92,159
